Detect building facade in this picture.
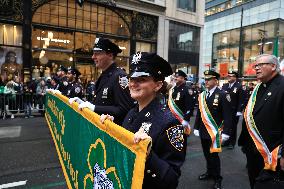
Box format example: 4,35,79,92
0,0,203,84
202,0,284,79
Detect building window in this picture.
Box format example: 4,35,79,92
168,21,200,77
177,0,196,12
212,20,280,77
31,0,132,81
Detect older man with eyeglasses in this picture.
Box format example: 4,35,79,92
238,54,284,188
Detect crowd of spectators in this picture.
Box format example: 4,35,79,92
0,75,98,119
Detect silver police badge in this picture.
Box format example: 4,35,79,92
119,76,129,89
75,87,81,94
226,94,231,102
103,88,108,96
166,125,184,151
140,122,152,135
93,163,114,189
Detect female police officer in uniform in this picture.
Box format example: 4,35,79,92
101,52,187,189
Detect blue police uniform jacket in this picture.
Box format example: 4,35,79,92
122,98,186,189
172,82,195,120
194,87,233,139
66,81,83,98
58,76,69,96
222,81,244,113
94,63,134,125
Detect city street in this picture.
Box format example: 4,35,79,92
0,114,249,189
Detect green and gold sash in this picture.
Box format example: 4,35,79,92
198,91,223,153
244,83,280,171
168,87,191,135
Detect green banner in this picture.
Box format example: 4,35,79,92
45,92,150,189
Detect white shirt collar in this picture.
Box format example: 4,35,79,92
207,86,217,97
229,81,236,88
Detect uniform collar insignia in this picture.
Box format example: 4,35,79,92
145,112,150,117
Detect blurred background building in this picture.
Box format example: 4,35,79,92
0,0,204,84
202,0,284,81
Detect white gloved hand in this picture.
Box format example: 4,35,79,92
236,112,242,116
46,89,54,92
69,97,84,105
78,101,95,111
181,120,190,127
221,133,230,142
193,129,199,137
52,89,62,94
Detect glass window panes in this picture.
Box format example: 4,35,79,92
177,0,196,12
212,20,279,76
32,0,130,37
169,21,200,53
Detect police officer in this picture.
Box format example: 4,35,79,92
86,80,96,102
193,70,233,189
57,65,69,96
172,70,195,124
222,71,244,149
238,54,284,188
101,52,187,189
50,76,60,90
70,37,134,125
66,68,83,98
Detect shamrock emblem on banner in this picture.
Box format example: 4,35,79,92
84,138,121,189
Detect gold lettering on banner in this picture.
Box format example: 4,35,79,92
47,96,79,189
0,0,9,5
47,97,66,135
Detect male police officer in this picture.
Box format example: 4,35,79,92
70,37,134,125
222,71,244,149
66,68,83,98
57,65,69,96
238,54,284,188
172,70,195,124
193,70,233,189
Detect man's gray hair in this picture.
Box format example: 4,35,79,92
256,54,280,72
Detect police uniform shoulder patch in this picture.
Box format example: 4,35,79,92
166,125,184,151
75,87,81,93
226,93,231,102
119,75,129,89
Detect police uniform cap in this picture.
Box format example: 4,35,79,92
68,68,81,77
204,70,220,80
52,76,60,84
93,37,122,55
175,70,187,79
228,71,238,77
58,65,68,73
130,52,173,81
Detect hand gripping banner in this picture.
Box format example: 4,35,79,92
45,92,151,189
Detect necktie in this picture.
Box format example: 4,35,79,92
206,91,210,99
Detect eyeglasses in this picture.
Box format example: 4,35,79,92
253,63,271,69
